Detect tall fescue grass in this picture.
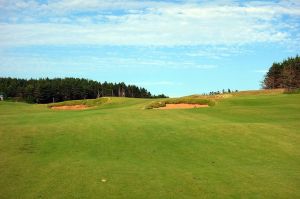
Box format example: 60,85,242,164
48,97,109,108
284,88,300,94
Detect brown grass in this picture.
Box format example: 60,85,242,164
51,105,91,110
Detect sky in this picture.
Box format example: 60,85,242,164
0,0,299,97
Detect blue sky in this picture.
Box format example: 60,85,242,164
0,0,299,97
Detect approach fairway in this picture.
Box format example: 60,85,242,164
0,93,299,198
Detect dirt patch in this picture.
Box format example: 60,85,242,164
155,103,209,110
51,105,91,110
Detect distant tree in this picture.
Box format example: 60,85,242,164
152,94,169,98
0,77,166,103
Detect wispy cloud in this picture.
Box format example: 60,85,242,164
0,49,218,71
1,1,299,96
0,0,299,47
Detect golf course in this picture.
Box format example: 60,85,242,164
0,90,299,198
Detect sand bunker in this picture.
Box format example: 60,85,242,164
156,103,209,110
51,105,90,110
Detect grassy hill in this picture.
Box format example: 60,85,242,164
0,91,299,198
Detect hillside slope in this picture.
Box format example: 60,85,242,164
0,92,299,198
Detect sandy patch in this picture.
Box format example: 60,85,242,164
51,105,91,110
156,103,209,110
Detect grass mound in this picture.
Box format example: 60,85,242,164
232,89,286,96
145,97,215,109
48,97,110,108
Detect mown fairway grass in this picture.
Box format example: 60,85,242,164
0,93,299,198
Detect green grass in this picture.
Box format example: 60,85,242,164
0,92,299,199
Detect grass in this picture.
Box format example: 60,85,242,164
0,91,299,199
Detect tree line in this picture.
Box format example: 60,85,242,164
263,55,300,89
0,77,168,103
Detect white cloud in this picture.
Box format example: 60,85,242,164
0,0,299,47
0,50,218,71
185,46,251,59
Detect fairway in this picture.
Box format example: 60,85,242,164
0,93,299,198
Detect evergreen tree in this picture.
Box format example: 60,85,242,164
263,55,300,89
0,77,167,103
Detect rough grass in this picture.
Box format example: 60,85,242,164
0,91,299,199
231,88,286,96
48,97,110,108
284,88,300,94
188,89,286,100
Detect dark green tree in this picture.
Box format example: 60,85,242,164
0,77,167,103
263,55,300,89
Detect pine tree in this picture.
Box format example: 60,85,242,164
263,55,300,89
